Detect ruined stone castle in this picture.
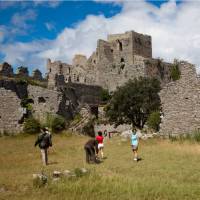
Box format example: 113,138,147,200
47,31,173,92
1,30,200,135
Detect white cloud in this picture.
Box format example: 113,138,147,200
0,1,17,9
11,9,37,29
1,0,200,73
33,0,62,8
0,0,62,9
45,22,56,31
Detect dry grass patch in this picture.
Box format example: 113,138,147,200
1,134,200,200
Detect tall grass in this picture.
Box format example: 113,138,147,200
169,131,200,143
1,134,200,200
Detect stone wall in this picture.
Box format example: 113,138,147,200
46,30,154,91
0,62,13,77
159,61,200,135
28,85,64,121
0,88,23,134
144,58,173,86
66,82,102,105
32,69,43,80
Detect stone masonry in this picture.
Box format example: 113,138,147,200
0,88,24,134
0,62,13,77
46,30,172,91
159,61,200,135
1,30,200,135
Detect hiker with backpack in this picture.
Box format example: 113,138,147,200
35,127,52,166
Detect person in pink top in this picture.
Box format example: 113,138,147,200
96,131,104,159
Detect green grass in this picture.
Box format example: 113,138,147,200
1,134,200,200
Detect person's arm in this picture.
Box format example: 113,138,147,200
49,134,52,147
34,136,40,147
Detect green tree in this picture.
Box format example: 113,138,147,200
106,77,161,129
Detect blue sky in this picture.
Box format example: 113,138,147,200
1,0,200,74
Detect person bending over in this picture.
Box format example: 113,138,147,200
84,139,98,163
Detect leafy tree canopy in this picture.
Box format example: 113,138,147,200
105,77,161,129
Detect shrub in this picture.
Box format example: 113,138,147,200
82,119,95,137
51,115,66,133
147,111,161,131
170,63,181,81
193,131,200,142
74,168,85,178
100,89,111,102
33,174,48,188
23,117,40,134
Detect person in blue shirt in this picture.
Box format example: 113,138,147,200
131,128,139,161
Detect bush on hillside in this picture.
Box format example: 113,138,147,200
170,63,181,81
82,119,95,137
23,117,40,134
100,89,111,102
147,111,161,131
51,115,66,133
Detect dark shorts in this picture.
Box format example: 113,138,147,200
131,145,138,151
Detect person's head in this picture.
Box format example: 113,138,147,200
132,128,136,134
42,127,49,133
98,131,102,136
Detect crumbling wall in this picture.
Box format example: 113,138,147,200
16,66,29,77
159,61,200,135
32,69,43,80
144,58,173,86
108,31,152,59
46,30,153,91
28,85,62,121
67,82,102,105
0,62,13,77
0,88,23,134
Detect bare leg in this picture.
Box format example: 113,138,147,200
99,148,104,159
133,150,138,161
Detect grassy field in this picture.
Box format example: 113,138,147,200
1,133,200,200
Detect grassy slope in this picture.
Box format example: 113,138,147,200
1,134,200,200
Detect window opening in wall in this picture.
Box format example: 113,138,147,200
59,65,63,74
117,40,123,51
49,68,51,73
77,76,79,82
38,97,46,103
93,60,96,64
120,58,125,70
69,68,71,74
135,37,142,45
111,49,113,53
